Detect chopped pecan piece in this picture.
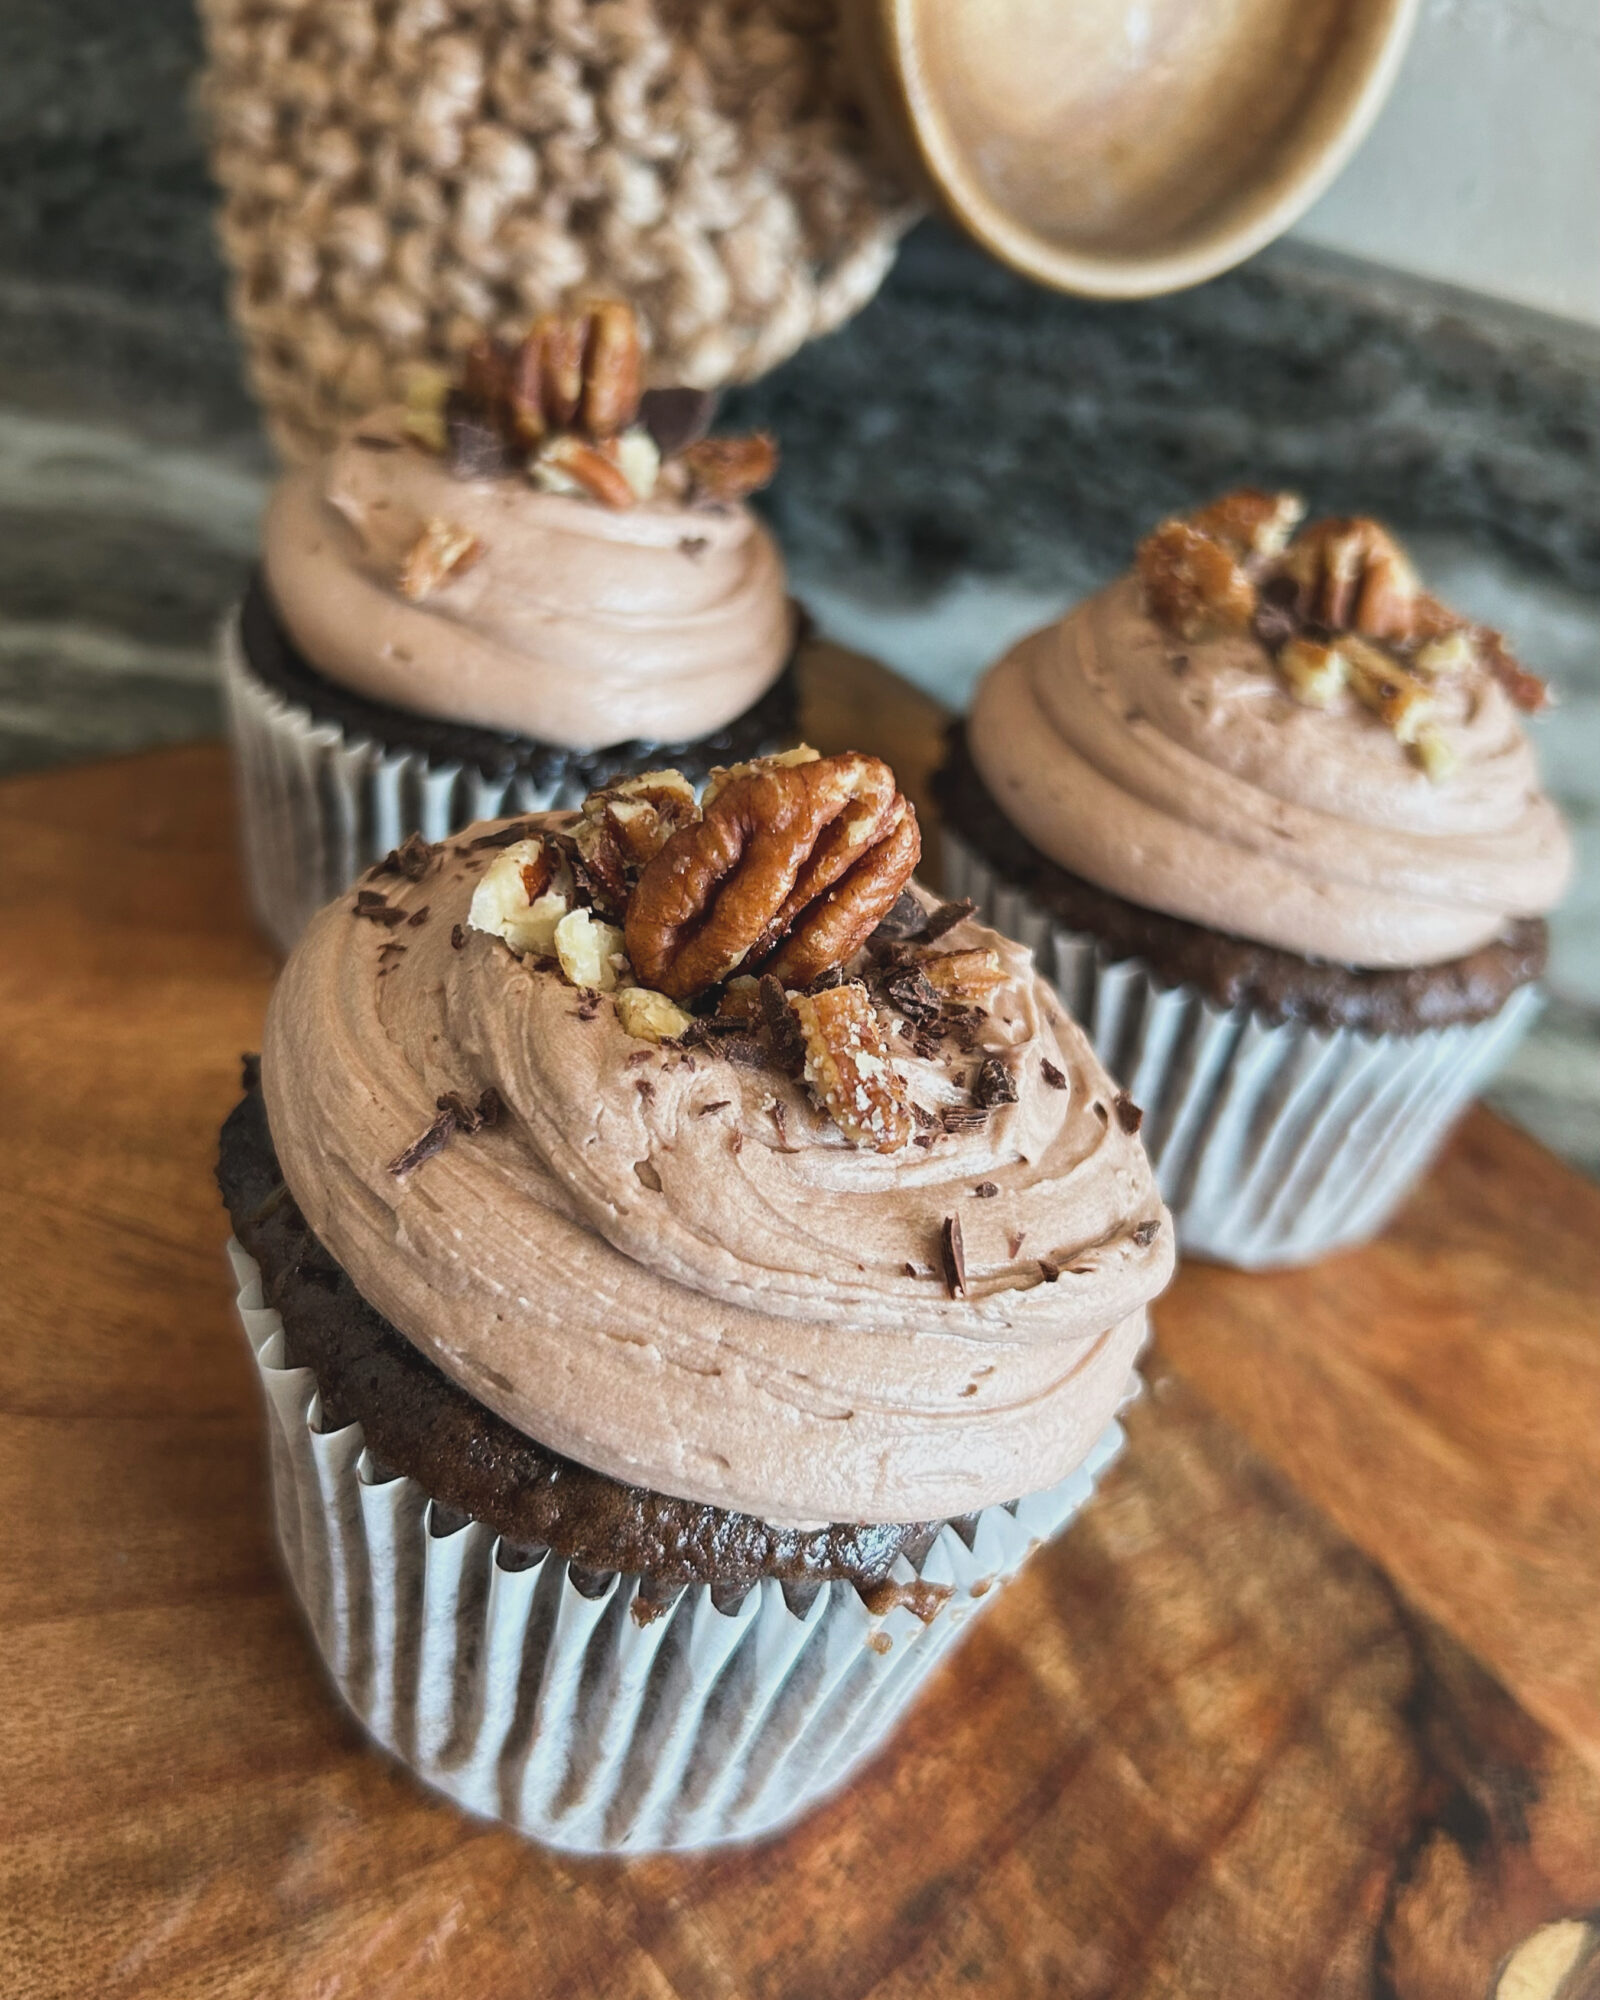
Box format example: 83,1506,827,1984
614,986,693,1043
1137,520,1256,641
789,982,912,1153
574,769,700,916
682,432,779,504
398,518,483,601
1189,489,1305,562
1279,636,1348,710
532,434,638,509
919,947,1004,1002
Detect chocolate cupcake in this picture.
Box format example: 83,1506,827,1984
220,748,1173,1852
223,301,800,951
938,492,1572,1269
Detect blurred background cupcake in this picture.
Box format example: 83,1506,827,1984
219,747,1173,1850
938,492,1572,1268
225,299,802,950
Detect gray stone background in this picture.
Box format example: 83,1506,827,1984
3,0,1597,1176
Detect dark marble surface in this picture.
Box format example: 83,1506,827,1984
0,2,1594,1177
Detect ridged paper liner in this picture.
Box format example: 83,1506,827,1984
230,1239,1128,1854
219,612,793,954
943,829,1542,1270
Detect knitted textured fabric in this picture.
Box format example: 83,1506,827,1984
198,0,919,460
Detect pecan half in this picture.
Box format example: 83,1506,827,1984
625,753,921,1001
789,982,912,1153
1275,516,1420,640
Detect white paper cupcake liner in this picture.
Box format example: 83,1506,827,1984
943,829,1542,1270
229,1238,1128,1854
219,610,795,954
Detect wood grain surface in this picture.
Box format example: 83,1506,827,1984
3,657,1599,1997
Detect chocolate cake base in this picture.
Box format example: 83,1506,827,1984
219,1072,954,1592
935,725,1545,1037
240,568,803,790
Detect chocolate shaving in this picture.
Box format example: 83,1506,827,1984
1132,1218,1161,1248
910,1101,939,1130
769,1097,794,1149
715,1034,769,1070
973,1056,1018,1109
1041,1059,1068,1090
636,1077,656,1103
759,974,806,1073
913,1134,936,1149
940,1214,967,1299
372,831,434,882
679,537,709,560
387,1109,458,1177
918,898,976,944
436,1087,501,1134
697,1100,731,1115
941,1106,989,1135
353,889,408,928
638,385,717,458
1091,1100,1108,1124
625,1049,653,1068
450,923,467,951
945,1014,980,1052
1251,601,1297,652
902,1261,918,1279
974,1182,999,1198
1038,1257,1062,1284
1114,1092,1144,1134
870,889,931,944
407,905,430,928
573,990,601,1021
883,964,941,1027
466,820,541,852
445,396,514,479
353,432,402,451
1008,1230,1025,1259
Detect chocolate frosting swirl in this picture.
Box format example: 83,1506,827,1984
260,822,1173,1527
261,417,793,751
968,576,1571,970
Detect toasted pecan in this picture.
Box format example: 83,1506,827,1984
1136,520,1256,641
682,432,778,504
790,982,912,1153
624,753,921,1001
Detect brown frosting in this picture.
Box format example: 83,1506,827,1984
968,576,1571,970
261,415,794,751
260,821,1173,1528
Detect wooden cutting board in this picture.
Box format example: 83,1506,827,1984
3,645,1599,2000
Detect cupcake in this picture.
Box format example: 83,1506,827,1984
938,492,1572,1269
223,299,800,951
219,747,1173,1852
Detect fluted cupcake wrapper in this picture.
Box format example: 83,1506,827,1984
942,830,1542,1271
229,1238,1128,1855
219,611,796,954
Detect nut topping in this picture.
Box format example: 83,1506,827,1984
1136,521,1257,641
624,751,921,1001
403,302,774,515
789,982,912,1154
1139,488,1549,777
398,518,482,601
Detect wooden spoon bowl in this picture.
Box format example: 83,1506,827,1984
848,0,1420,298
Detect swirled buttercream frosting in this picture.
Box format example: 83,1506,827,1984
260,823,1172,1528
260,418,794,751
968,573,1571,969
